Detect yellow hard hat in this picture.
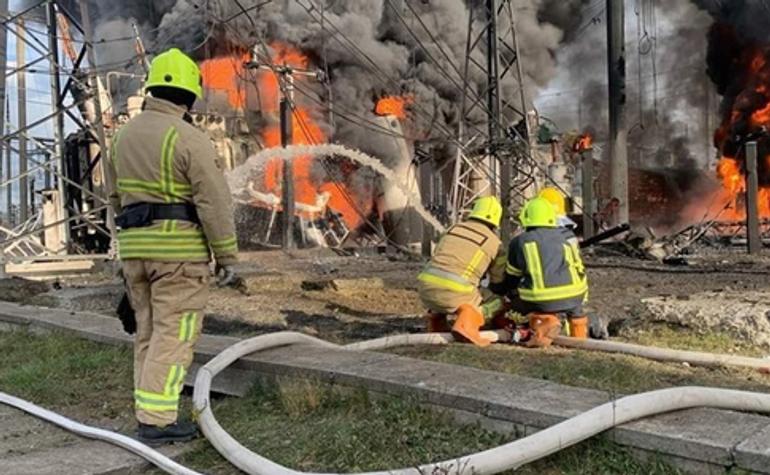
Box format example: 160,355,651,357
538,187,566,215
146,48,203,98
518,197,557,228
468,196,503,227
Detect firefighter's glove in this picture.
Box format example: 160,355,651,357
116,292,136,335
216,264,238,288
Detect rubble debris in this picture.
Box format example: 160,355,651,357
633,290,770,349
618,220,722,263
580,224,630,248
301,278,385,292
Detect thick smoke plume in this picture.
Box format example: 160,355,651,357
690,1,770,186
539,1,713,172
45,0,593,161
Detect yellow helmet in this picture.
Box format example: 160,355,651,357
468,196,503,227
538,187,566,215
518,197,557,228
146,48,203,98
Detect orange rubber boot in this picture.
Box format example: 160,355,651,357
567,316,588,339
451,304,491,347
426,312,451,333
525,313,562,348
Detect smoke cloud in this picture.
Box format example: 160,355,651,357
46,0,596,160
537,1,713,172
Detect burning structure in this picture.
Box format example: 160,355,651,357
9,0,762,266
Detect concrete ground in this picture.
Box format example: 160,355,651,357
0,405,183,475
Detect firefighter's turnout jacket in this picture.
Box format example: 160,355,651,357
105,96,237,427
417,219,505,314
106,97,237,265
503,227,587,313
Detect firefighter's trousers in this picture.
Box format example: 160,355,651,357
123,260,210,426
417,281,504,317
417,281,483,315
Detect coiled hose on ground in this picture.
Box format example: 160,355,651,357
3,330,770,475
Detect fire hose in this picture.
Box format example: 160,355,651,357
3,330,770,475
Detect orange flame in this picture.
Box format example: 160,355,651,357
574,134,593,152
375,95,412,120
201,44,371,231
714,156,770,219
200,54,249,109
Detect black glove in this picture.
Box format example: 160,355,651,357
116,292,136,335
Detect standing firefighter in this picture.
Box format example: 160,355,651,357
105,48,238,444
499,197,588,346
417,196,507,347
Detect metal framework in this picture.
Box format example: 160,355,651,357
450,0,530,239
0,0,113,276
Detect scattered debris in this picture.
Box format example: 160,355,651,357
634,290,770,348
301,278,385,292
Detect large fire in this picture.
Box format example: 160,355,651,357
200,44,370,230
711,23,770,220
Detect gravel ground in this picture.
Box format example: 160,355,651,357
3,246,770,345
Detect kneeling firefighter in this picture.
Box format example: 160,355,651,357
496,197,589,347
105,48,238,444
538,186,577,231
417,196,507,347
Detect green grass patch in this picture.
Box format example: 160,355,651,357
177,378,680,475
620,323,765,357
0,330,133,418
0,330,680,474
389,344,770,395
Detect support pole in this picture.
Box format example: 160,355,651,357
745,141,761,255
47,0,69,248
582,149,595,239
16,19,28,223
79,0,114,254
280,76,295,250
420,159,434,257
486,0,512,241
0,0,8,278
4,103,11,225
607,0,628,225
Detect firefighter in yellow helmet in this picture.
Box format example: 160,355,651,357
104,48,238,444
538,187,577,230
497,197,588,347
417,196,508,347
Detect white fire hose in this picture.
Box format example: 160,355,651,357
3,330,770,475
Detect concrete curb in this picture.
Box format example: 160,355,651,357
1,301,769,474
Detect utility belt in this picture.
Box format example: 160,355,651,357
115,202,200,229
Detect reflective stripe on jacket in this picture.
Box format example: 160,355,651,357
105,97,238,264
418,219,501,292
506,227,587,304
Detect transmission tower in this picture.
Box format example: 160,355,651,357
0,0,116,277
450,0,531,239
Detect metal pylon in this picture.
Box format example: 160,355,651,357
450,0,529,238
0,0,115,275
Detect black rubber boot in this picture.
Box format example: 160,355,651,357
137,421,198,446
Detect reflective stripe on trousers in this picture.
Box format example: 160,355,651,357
417,266,475,293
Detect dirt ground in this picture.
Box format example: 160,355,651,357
3,245,770,345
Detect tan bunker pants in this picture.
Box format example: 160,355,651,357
123,260,210,426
